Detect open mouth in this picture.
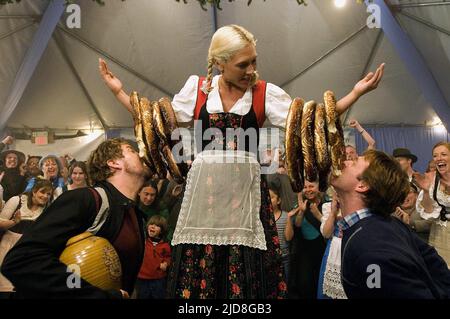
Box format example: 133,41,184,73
437,162,447,170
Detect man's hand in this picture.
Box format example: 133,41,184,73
120,289,129,299
352,63,385,98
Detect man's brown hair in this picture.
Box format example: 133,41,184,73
360,150,410,217
87,138,133,184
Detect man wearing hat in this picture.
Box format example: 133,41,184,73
393,148,418,182
0,149,27,202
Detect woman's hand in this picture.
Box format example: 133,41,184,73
172,184,183,197
99,58,123,95
19,163,27,176
288,207,300,218
352,63,385,98
331,193,340,218
13,211,21,225
297,193,308,213
412,171,434,192
1,136,13,145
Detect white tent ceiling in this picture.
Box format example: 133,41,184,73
0,0,449,133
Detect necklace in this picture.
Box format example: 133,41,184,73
440,181,450,195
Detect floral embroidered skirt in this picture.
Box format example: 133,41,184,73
166,177,287,299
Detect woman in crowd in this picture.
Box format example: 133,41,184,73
138,180,170,222
286,181,327,299
67,161,90,191
25,155,66,202
0,150,27,202
0,178,53,297
414,141,450,267
100,24,384,298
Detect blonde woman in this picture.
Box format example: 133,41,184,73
100,25,384,299
414,142,450,267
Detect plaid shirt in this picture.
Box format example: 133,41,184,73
336,208,372,235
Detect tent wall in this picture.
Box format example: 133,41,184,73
355,126,450,173
10,131,105,161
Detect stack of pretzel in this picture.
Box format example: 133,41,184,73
130,92,187,184
285,91,346,192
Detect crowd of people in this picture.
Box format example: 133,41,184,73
0,24,449,299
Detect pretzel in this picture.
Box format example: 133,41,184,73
285,98,305,192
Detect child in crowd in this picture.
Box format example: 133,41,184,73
136,215,171,299
268,181,291,283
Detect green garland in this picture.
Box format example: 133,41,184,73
0,0,108,5
0,0,307,8
176,0,307,11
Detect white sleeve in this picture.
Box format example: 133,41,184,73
265,83,292,128
0,196,20,221
172,75,199,123
320,202,332,236
416,189,441,220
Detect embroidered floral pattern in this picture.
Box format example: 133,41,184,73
166,110,287,299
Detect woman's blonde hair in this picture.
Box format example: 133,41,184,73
205,25,258,92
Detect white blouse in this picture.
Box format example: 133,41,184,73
172,75,292,128
416,176,450,220
320,202,332,236
0,195,44,222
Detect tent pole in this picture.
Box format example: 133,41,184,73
56,25,174,97
211,3,218,32
280,24,368,88
399,11,450,37
366,0,450,132
393,1,450,9
53,32,108,131
0,15,40,20
0,21,34,40
342,29,384,125
0,0,65,131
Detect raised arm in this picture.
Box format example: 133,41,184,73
98,58,132,113
413,171,438,215
349,119,376,150
0,136,14,152
336,63,385,115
